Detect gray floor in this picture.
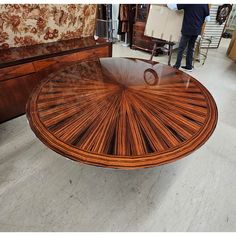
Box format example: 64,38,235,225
0,39,236,232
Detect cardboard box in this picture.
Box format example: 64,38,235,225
227,29,236,61
144,5,184,42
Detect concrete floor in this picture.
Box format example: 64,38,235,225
0,39,236,232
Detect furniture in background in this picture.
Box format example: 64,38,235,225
0,37,112,123
131,4,166,55
117,4,136,46
227,29,236,61
150,39,175,66
131,4,154,53
96,4,116,42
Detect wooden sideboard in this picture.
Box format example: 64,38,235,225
0,37,112,123
131,5,153,53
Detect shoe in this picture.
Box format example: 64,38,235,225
181,66,193,72
173,65,179,69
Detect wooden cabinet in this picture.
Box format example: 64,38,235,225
0,37,112,123
0,74,38,123
0,61,37,123
131,4,165,55
131,5,155,53
132,21,155,52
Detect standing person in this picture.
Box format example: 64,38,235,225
167,4,210,72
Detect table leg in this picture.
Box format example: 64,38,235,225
150,42,157,61
168,44,173,66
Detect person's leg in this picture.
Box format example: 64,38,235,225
186,35,198,69
174,34,189,68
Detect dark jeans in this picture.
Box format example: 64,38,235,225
174,34,198,69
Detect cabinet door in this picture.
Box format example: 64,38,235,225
0,74,38,123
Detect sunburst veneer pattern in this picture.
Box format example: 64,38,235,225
26,58,218,169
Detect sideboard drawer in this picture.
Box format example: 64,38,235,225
0,62,35,82
33,46,110,72
73,46,110,60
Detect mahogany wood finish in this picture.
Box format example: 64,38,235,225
0,37,112,68
0,62,35,82
33,46,110,72
132,22,156,52
0,74,38,122
0,37,112,123
26,58,218,169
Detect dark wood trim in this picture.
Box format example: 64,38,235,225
132,44,153,53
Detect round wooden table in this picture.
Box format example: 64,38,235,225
27,58,218,169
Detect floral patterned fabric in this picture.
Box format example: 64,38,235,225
0,4,97,49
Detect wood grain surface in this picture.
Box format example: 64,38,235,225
26,58,218,169
0,36,112,68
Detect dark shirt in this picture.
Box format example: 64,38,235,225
177,4,209,36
